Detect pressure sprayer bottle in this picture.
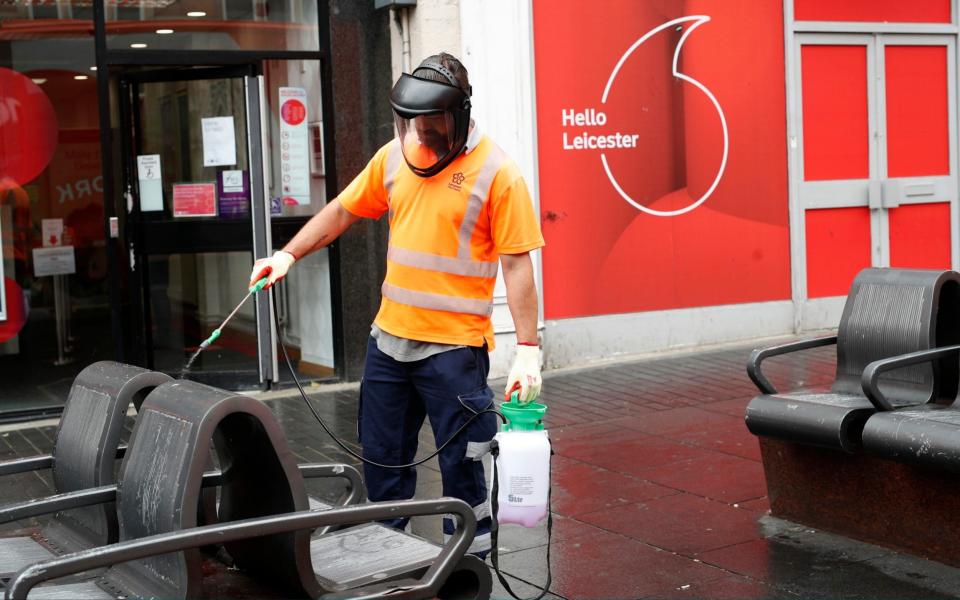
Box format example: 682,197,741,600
493,391,551,527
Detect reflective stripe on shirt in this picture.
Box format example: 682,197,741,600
382,282,493,316
458,145,504,260
387,246,498,279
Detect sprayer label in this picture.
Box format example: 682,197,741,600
508,475,536,503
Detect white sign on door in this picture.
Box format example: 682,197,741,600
279,87,310,205
201,116,237,167
137,154,164,212
33,246,77,277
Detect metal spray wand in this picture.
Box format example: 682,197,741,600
198,277,269,350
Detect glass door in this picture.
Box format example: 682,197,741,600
119,66,274,387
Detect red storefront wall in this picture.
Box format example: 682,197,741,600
533,0,791,320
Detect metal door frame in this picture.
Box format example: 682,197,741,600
118,65,275,387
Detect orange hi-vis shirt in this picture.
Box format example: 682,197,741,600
338,134,545,350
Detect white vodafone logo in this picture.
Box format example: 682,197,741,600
560,15,729,217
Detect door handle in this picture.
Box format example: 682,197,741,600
902,183,936,198
880,180,936,209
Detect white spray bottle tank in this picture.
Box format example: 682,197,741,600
493,391,551,528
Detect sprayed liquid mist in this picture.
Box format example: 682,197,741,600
180,348,203,379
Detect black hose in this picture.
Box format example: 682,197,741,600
272,290,506,470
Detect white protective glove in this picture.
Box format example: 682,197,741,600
249,251,296,289
505,344,542,404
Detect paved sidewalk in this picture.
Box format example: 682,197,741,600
3,337,960,599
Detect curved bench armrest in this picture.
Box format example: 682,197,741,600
298,463,364,506
861,345,960,411
747,335,838,394
0,486,117,525
6,497,477,600
199,463,363,507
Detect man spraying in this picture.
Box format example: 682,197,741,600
249,52,544,557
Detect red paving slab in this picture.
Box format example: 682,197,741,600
555,430,710,476
496,527,730,599
495,513,611,554
550,455,678,517
700,396,753,418
670,420,763,462
634,451,768,503
547,420,636,444
619,406,744,437
737,495,771,515
578,492,764,555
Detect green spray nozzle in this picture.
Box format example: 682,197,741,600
500,390,547,432
249,277,269,294
199,328,221,349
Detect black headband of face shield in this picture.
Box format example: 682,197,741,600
416,61,473,97
389,73,471,118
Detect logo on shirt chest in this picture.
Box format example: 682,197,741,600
448,171,466,192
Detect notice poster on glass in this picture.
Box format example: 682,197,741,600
42,218,63,247
201,117,237,167
33,247,77,277
137,154,164,212
217,169,250,218
278,87,310,205
173,183,217,217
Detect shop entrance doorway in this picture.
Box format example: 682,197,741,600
118,66,276,388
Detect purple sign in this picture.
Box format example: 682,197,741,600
217,170,250,218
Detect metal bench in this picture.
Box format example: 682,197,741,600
860,342,960,470
0,362,171,579
4,380,489,599
0,463,362,597
746,268,960,452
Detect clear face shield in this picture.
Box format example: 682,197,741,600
389,73,471,177
393,111,458,174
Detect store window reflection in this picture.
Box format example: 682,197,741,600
105,0,319,52
0,10,107,415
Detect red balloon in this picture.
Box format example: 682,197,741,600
0,67,59,186
0,278,27,343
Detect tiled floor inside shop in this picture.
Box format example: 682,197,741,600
4,337,960,598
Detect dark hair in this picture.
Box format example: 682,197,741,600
412,52,471,95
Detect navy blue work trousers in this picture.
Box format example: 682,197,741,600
358,336,496,554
